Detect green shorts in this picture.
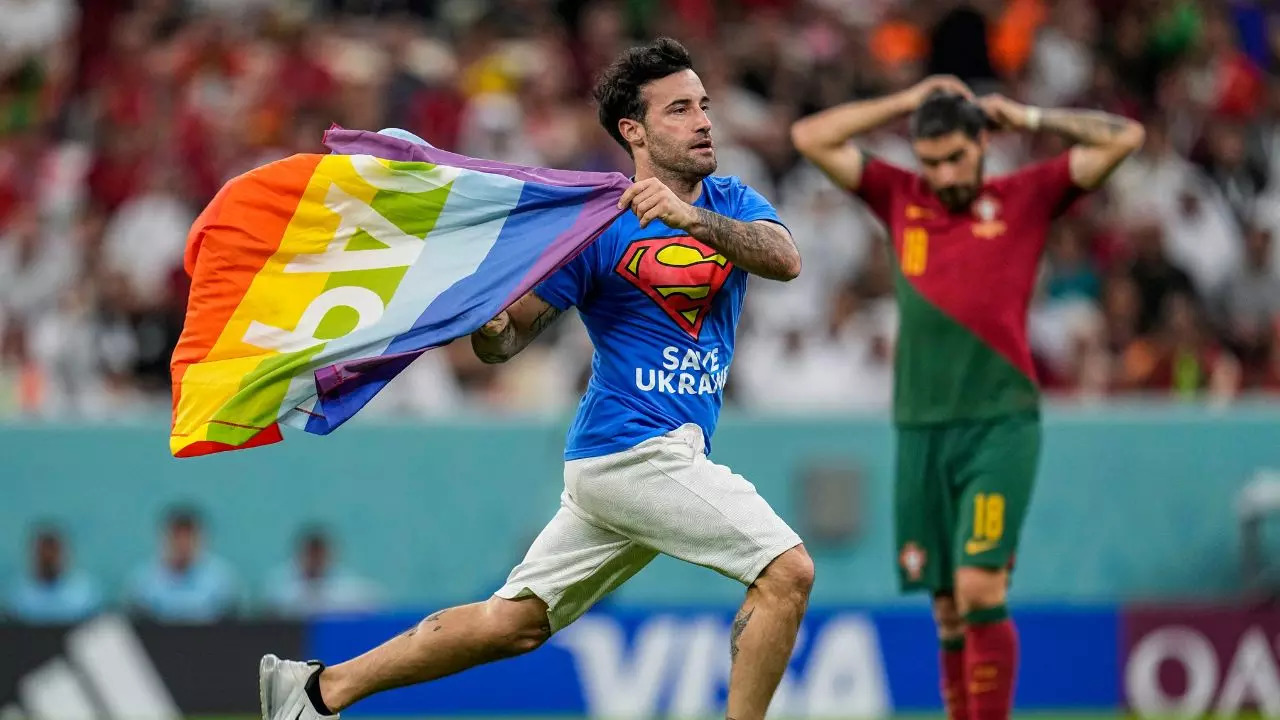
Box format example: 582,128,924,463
894,412,1041,594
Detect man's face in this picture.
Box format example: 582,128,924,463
1132,224,1166,263
301,538,329,580
912,130,985,211
34,535,63,580
1164,293,1199,344
1210,123,1246,167
166,523,200,570
635,69,717,178
1247,229,1272,268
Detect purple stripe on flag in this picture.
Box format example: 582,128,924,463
323,127,632,192
504,221,611,307
314,347,430,396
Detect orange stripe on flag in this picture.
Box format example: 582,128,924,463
170,154,323,425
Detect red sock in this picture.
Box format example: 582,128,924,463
940,637,968,720
964,606,1018,720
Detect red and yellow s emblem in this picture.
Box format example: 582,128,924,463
615,236,734,339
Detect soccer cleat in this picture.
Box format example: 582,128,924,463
259,654,338,720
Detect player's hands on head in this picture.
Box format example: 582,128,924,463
908,75,973,107
479,311,510,337
977,94,1030,131
618,177,698,230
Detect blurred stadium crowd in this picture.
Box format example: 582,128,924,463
2,0,1280,419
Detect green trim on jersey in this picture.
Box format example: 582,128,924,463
892,267,1039,426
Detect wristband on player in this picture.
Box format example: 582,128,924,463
1025,106,1042,131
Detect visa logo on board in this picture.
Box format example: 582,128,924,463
551,613,891,718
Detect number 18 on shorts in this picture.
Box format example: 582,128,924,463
893,414,1040,593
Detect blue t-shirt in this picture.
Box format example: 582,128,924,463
8,571,103,624
537,175,783,460
126,554,239,622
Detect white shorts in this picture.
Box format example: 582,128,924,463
495,424,802,631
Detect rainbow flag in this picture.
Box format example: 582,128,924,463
170,128,629,457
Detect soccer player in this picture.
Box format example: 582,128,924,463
791,77,1143,720
259,38,811,720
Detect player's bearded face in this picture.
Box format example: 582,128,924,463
637,70,717,179
913,132,985,211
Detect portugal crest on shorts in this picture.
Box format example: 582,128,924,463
899,542,927,581
615,236,734,339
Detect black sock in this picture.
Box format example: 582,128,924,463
304,663,334,715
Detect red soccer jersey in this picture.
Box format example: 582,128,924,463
856,152,1083,425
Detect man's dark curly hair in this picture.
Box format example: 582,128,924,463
593,37,695,156
910,90,988,140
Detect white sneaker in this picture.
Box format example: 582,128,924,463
258,654,338,720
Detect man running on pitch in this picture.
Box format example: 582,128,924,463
259,37,810,720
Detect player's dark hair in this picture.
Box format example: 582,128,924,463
593,37,695,156
165,505,202,532
297,524,330,550
31,522,62,546
910,91,987,140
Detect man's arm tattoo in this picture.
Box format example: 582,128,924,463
729,606,754,662
426,608,448,633
1038,109,1132,147
396,608,451,639
472,305,562,364
689,208,798,281
473,322,519,364
528,304,562,335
